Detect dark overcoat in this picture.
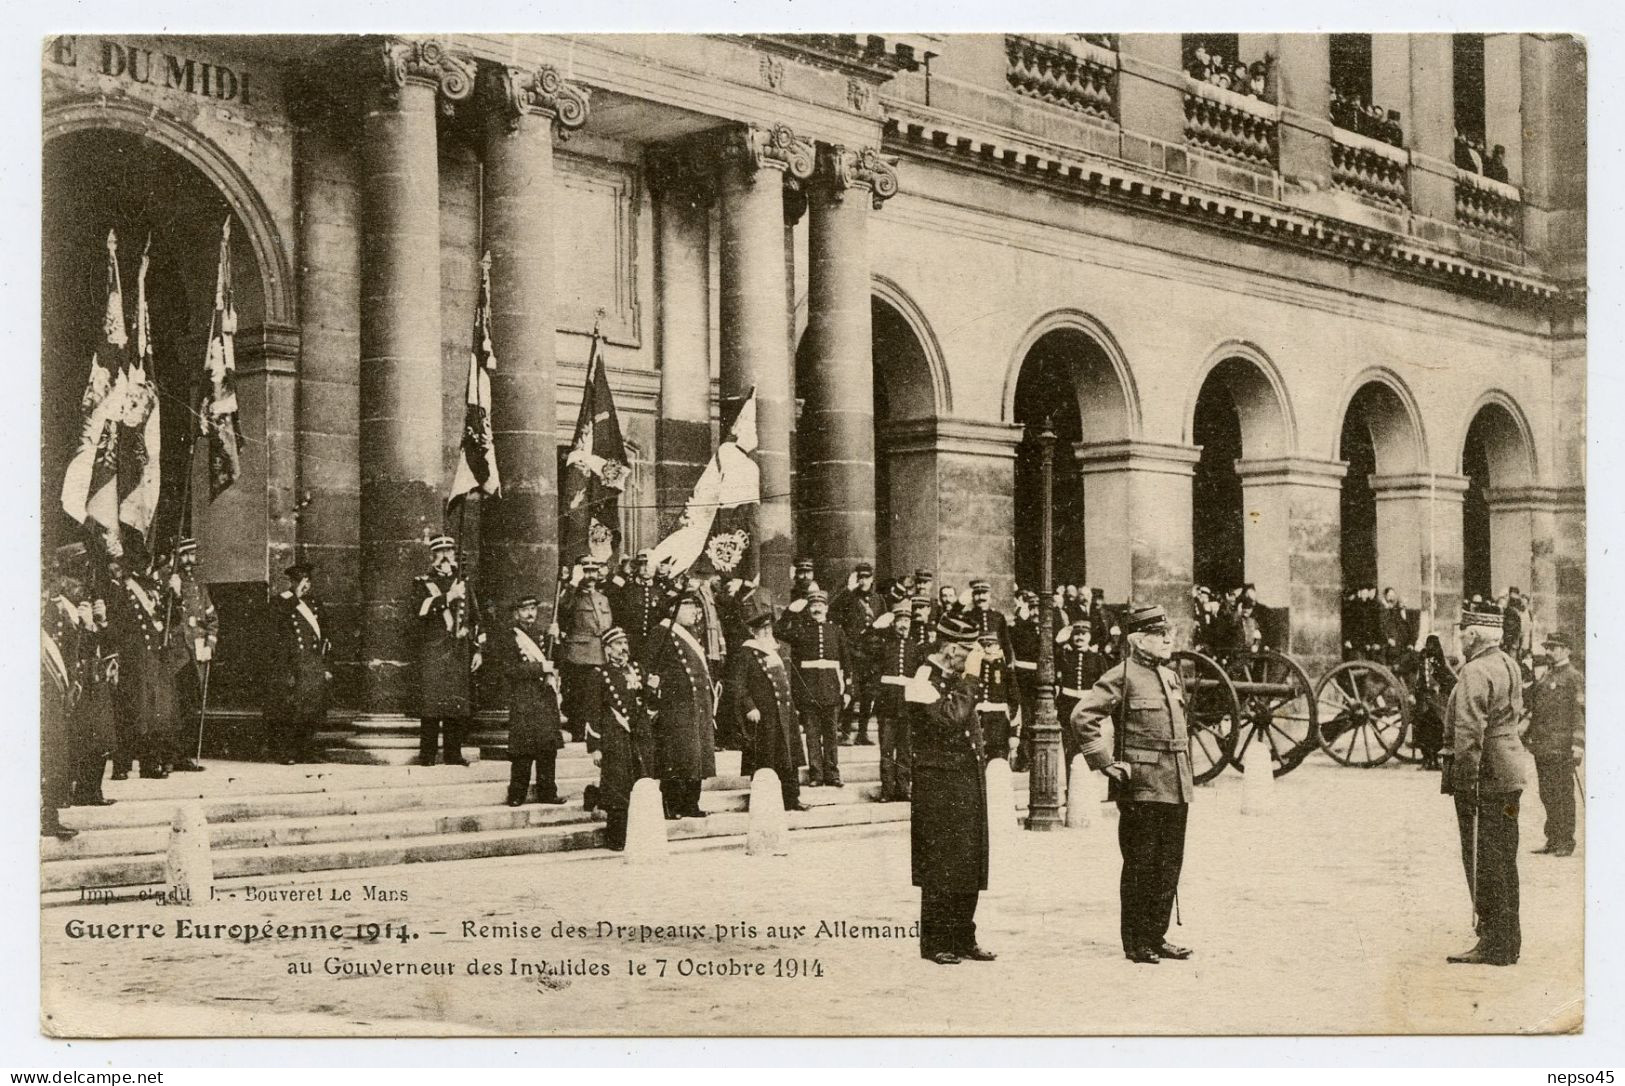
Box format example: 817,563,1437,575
500,624,564,757
730,638,805,778
273,592,330,725
909,660,989,893
110,575,179,740
414,573,480,718
651,624,717,780
591,662,656,810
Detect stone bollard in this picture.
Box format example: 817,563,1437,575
1241,730,1275,815
165,804,211,907
985,758,1018,886
623,778,669,863
747,769,789,857
1065,754,1094,828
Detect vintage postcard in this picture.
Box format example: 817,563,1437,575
37,30,1586,1037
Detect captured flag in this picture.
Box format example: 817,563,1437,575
560,319,630,567
60,230,127,556
644,388,759,576
448,252,501,509
201,218,242,498
117,235,162,551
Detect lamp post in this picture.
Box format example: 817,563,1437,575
1024,417,1064,830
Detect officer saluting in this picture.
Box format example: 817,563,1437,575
870,602,921,802
782,589,851,788
1070,604,1195,965
413,535,483,766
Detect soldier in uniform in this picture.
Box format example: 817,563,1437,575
909,595,936,652
45,545,118,807
731,603,811,813
611,551,667,664
1009,591,1040,772
1441,606,1526,965
830,561,882,746
500,594,566,806
590,627,657,849
270,563,331,765
908,612,995,965
789,557,819,604
412,535,484,767
556,557,615,743
648,591,716,820
965,579,1014,661
974,628,1015,763
1070,604,1196,965
165,537,215,772
41,607,77,839
1525,631,1584,858
1056,622,1107,769
871,602,920,802
782,589,851,789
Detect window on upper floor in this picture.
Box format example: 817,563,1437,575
1453,33,1489,171
1329,33,1405,148
1182,34,1268,100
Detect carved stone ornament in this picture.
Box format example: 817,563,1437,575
378,38,475,108
495,64,591,138
820,144,900,208
726,123,816,181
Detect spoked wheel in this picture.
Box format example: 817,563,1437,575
1171,651,1241,785
1225,650,1319,777
1315,660,1412,766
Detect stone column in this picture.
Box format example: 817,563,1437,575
1274,34,1333,193
1406,35,1458,235
1370,472,1468,639
1484,34,1524,186
1425,474,1469,637
1075,441,1199,639
481,64,589,623
1233,457,1346,669
356,39,472,715
648,147,715,538
1519,35,1586,267
716,124,814,598
1484,487,1544,606
799,145,899,587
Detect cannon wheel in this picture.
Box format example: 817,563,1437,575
1171,651,1241,785
1315,660,1412,767
1225,650,1319,777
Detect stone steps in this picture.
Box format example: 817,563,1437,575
43,743,1031,894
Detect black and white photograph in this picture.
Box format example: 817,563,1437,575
30,25,1593,1044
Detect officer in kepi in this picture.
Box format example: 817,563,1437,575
413,535,483,766
1442,605,1526,966
166,537,215,772
1070,604,1195,965
271,562,331,765
1525,630,1584,858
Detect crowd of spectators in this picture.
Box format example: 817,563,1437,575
1455,130,1511,181
1329,88,1404,148
1185,45,1269,99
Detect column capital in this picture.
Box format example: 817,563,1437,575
815,144,900,209
719,122,816,183
1233,456,1348,489
376,37,475,108
1369,472,1471,499
486,63,590,138
1074,439,1202,477
1484,484,1585,513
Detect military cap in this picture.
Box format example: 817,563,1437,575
794,557,816,572
53,542,87,568
970,578,991,592
285,562,314,582
1459,606,1503,632
743,602,777,629
1541,632,1573,650
600,626,629,649
854,561,875,575
806,589,829,605
175,537,199,556
911,595,932,611
511,594,540,610
936,613,978,644
427,534,457,552
914,568,934,581
1122,604,1171,635
890,601,914,618
578,556,604,571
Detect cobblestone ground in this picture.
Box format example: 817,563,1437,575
41,753,1583,1037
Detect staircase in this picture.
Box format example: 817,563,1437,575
46,745,1031,900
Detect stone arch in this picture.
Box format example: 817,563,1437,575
44,96,294,325
1460,391,1539,604
1002,308,1140,440
1458,390,1537,486
1184,340,1297,457
871,275,951,418
1331,367,1429,473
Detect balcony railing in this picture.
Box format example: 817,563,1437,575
1005,34,1117,121
1330,127,1408,208
1183,76,1278,168
1455,169,1521,242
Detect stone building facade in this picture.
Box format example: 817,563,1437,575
41,32,1586,721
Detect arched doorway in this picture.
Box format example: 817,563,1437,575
1337,378,1426,647
871,291,943,582
1461,399,1535,604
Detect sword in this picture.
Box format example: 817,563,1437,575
194,659,212,763
1467,799,1480,936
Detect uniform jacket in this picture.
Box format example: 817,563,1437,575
44,594,118,752
830,588,882,672
1524,661,1584,760
414,572,482,718
273,591,329,724
908,658,989,893
1070,652,1194,804
781,619,851,708
1009,618,1040,699
1443,644,1527,795
871,630,922,715
501,623,564,756
110,574,181,733
975,650,1011,718
967,606,1015,665
650,623,717,780
730,638,805,778
559,583,615,667
611,576,668,663
1057,645,1107,701
908,658,985,773
590,661,656,810
172,570,219,665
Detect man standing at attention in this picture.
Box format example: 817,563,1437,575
1070,604,1195,965
1525,631,1584,858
